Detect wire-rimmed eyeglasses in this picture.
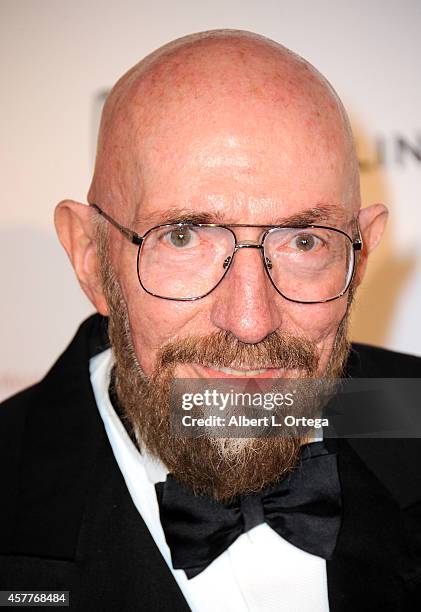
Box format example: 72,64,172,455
90,203,362,304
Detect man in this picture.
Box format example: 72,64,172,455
1,29,421,611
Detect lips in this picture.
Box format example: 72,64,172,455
215,366,269,376
188,363,298,379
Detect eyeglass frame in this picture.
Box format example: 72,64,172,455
90,202,363,304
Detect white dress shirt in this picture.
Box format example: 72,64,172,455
90,348,330,612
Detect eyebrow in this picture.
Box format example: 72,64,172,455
135,204,348,228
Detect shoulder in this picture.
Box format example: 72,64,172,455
337,343,421,508
0,312,109,443
347,342,421,377
0,313,109,413
0,314,109,553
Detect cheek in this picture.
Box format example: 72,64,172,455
290,300,347,336
125,291,204,375
109,242,207,375
286,297,349,363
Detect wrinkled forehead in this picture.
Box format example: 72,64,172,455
90,35,359,225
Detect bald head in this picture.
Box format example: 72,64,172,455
88,30,360,220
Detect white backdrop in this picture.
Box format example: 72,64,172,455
1,0,420,400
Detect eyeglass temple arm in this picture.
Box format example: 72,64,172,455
90,204,143,245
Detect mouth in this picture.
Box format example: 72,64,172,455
188,363,300,379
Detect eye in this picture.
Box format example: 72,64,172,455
289,233,322,252
165,226,198,248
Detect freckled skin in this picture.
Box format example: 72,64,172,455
56,30,388,379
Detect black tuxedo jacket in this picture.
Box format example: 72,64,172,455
1,314,421,611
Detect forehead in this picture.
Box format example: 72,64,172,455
101,39,358,227
131,119,354,230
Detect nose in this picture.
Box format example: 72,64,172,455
209,244,282,343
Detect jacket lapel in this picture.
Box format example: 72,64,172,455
74,424,191,611
10,315,109,559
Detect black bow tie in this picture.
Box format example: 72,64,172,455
155,441,342,579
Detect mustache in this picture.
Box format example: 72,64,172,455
156,329,319,374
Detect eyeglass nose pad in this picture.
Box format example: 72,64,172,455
222,256,232,269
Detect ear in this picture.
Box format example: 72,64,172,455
54,200,109,315
354,203,388,286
